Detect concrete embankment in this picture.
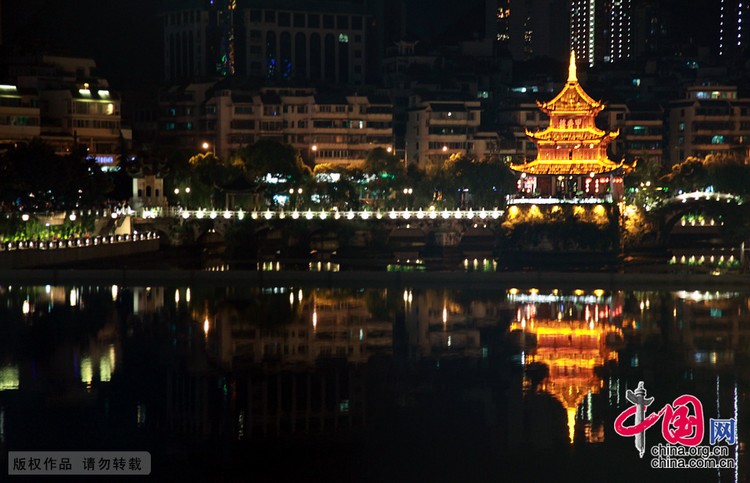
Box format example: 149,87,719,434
0,268,748,291
0,239,160,269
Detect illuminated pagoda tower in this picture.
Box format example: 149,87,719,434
511,51,625,201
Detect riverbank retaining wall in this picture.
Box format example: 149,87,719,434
0,239,161,269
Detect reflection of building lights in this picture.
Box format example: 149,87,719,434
22,299,30,315
80,357,93,387
203,318,210,336
511,313,621,445
69,288,78,307
443,306,447,324
111,285,118,301
0,366,19,391
136,403,146,428
186,287,191,303
100,354,112,382
298,289,303,302
175,289,180,304
312,310,317,330
289,292,294,305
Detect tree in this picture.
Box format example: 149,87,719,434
661,156,708,192
704,153,750,195
0,139,113,210
433,153,514,208
362,147,406,207
235,139,311,184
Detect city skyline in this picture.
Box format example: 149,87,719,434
0,0,735,89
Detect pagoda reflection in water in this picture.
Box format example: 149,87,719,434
508,289,624,444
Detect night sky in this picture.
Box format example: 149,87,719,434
0,0,727,88
2,0,163,88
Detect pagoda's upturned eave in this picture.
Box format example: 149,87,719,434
539,107,605,116
509,159,622,175
527,129,610,140
538,83,603,111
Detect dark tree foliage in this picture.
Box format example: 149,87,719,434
0,139,113,210
235,139,311,183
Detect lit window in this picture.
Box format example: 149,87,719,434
338,33,349,43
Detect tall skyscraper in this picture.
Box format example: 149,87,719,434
162,0,379,85
507,0,569,62
719,0,750,57
570,0,632,67
606,0,631,62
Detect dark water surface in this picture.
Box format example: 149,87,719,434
0,283,747,482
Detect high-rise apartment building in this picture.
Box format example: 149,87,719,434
507,0,569,61
719,0,750,57
570,0,631,67
0,55,126,167
162,0,379,85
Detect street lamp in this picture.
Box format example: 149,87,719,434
442,145,448,152
201,141,215,160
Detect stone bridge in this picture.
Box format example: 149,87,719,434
131,207,507,261
653,191,744,244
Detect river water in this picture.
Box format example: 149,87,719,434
0,283,747,482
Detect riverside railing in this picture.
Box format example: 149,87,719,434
145,207,506,222
1,232,159,252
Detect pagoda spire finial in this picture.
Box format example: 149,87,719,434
568,50,577,82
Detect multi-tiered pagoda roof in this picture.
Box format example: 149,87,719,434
511,51,622,176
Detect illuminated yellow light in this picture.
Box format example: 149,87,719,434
99,354,112,382
567,407,577,444
81,357,93,385
0,366,19,391
203,318,209,336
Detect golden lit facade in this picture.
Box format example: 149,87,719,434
511,51,623,199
